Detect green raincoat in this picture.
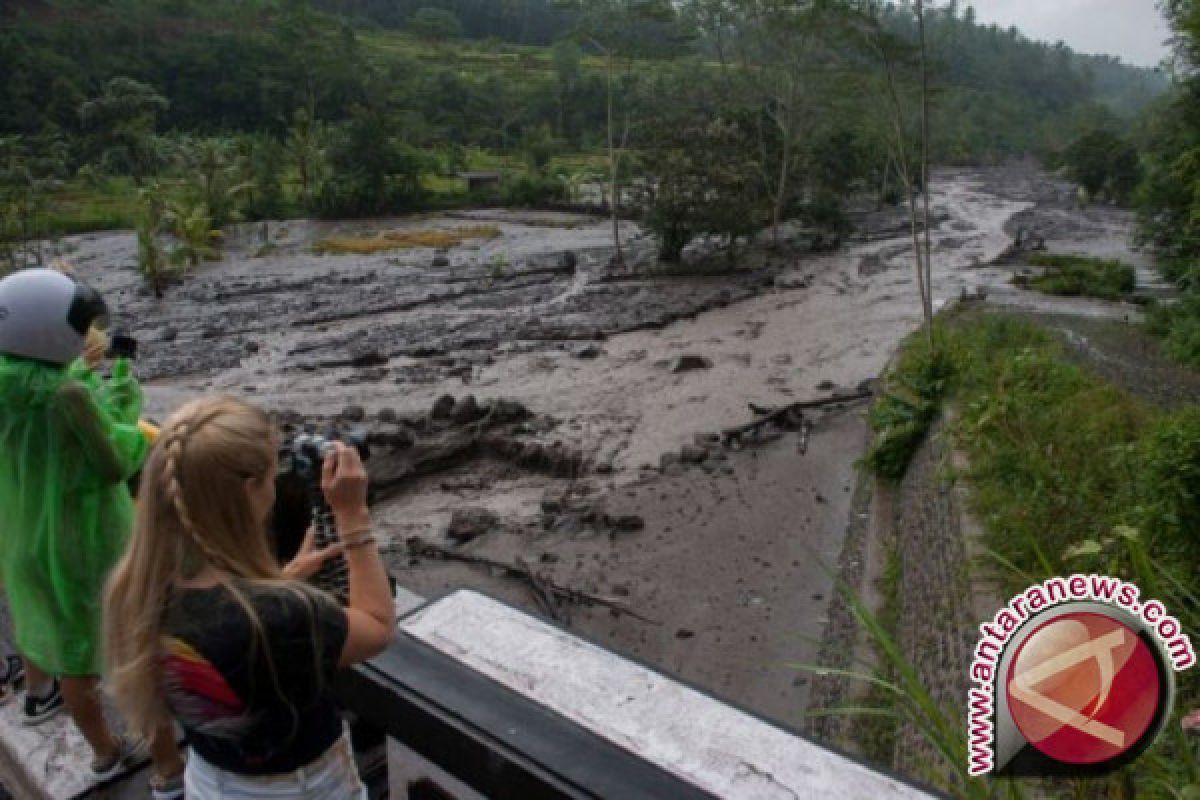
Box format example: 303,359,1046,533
0,354,148,675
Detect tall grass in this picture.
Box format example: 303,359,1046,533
833,314,1200,798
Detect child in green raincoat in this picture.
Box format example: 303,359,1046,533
0,268,184,797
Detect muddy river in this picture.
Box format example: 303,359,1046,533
59,164,1148,731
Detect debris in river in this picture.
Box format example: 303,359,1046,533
672,355,713,373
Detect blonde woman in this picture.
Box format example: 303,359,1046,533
104,397,396,799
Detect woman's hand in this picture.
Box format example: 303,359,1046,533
282,525,344,581
320,442,369,528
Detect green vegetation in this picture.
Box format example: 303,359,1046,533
1025,253,1137,300
864,334,950,481
860,313,1200,796
1060,129,1142,204
0,0,1168,284
1137,0,1200,368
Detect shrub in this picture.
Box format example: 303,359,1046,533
500,172,569,207
1026,253,1136,300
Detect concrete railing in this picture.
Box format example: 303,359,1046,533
0,589,945,799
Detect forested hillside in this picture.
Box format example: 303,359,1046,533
0,0,1171,273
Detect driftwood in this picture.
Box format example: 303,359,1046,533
724,391,873,446
404,538,660,625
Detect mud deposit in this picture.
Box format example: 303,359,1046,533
61,165,1152,732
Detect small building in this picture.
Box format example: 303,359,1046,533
460,171,502,193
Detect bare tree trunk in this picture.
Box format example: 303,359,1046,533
605,48,624,268
772,131,792,250
917,0,935,347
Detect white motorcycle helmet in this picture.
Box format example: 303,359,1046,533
0,268,108,366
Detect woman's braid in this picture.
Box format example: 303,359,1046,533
159,409,236,572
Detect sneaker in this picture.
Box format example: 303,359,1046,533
91,736,149,781
149,770,185,800
22,678,63,725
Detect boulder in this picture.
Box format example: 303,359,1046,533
672,355,713,373
450,394,483,424
446,508,498,545
431,394,456,420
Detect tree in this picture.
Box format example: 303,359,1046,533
551,39,583,141
727,0,839,248
409,8,463,41
316,105,428,217
135,184,170,298
563,0,680,268
634,79,770,264
287,107,328,209
846,0,935,346
1063,129,1142,203
78,77,168,182
0,135,66,274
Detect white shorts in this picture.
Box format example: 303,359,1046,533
183,727,368,799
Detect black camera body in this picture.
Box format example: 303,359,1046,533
271,427,369,603
107,333,138,361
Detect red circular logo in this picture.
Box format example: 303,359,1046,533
1006,612,1161,765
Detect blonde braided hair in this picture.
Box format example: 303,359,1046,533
104,396,289,738
157,411,241,575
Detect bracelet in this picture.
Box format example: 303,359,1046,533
339,526,372,540
344,536,378,551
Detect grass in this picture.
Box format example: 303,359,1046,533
864,329,952,481
30,177,142,237
1023,252,1137,300
313,225,501,255
853,313,1200,796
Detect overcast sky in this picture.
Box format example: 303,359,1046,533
966,0,1172,67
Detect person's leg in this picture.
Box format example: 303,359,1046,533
149,722,185,784
60,675,118,763
22,657,48,693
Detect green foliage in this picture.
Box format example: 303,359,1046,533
1150,294,1200,367
1136,1,1200,372
633,69,772,264
408,7,463,41
500,172,569,207
315,106,429,217
864,332,951,481
837,314,1200,795
79,77,169,181
0,134,64,273
242,135,287,220
0,0,1172,243
1135,407,1200,566
165,198,221,268
1062,129,1142,204
135,185,171,297
174,138,253,228
930,314,1200,794
1025,253,1137,300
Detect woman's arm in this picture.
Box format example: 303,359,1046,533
321,443,396,667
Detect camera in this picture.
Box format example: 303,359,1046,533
271,427,370,602
278,430,370,487
107,333,138,361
